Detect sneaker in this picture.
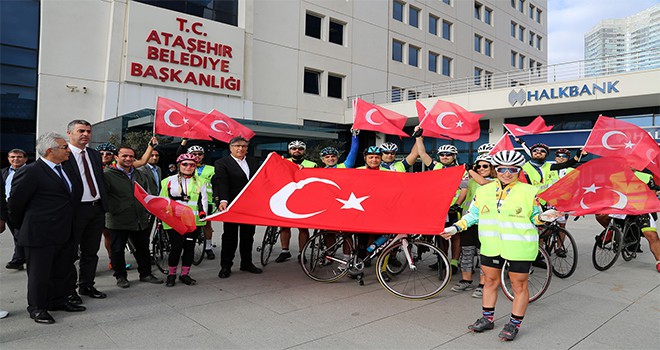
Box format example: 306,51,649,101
165,275,176,287
468,317,494,332
498,323,519,341
451,280,474,292
275,252,291,263
205,249,216,260
472,286,483,298
179,275,197,285
555,247,567,258
116,277,130,288
139,274,164,284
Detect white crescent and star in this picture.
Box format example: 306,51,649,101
211,120,233,135
163,109,189,128
269,178,369,219
601,130,629,151
646,149,657,164
143,195,172,207
436,112,456,130
365,109,382,125
579,183,628,210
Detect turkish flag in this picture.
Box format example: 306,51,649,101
352,98,408,137
489,132,515,155
134,183,197,235
538,157,660,216
418,100,483,142
503,116,553,137
583,115,660,171
188,110,256,143
154,97,207,139
205,153,465,234
415,101,449,140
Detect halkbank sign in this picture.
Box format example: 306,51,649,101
508,80,620,106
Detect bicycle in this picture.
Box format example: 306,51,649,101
151,220,171,274
500,246,552,303
257,226,281,266
538,218,578,278
300,231,451,300
192,228,206,265
592,214,643,271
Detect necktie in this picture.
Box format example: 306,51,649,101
152,167,160,192
54,164,70,192
80,150,98,197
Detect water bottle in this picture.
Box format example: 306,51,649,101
367,235,389,253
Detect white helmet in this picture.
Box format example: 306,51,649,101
187,145,205,154
379,142,399,153
288,140,306,150
475,154,492,164
477,143,495,155
491,150,525,167
437,144,458,155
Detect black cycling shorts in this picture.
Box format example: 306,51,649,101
480,254,532,273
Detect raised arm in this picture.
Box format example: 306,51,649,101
414,126,434,167
133,136,158,168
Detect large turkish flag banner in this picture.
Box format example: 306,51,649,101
583,115,660,171
503,116,553,137
188,109,256,143
154,97,207,139
134,183,198,234
205,153,465,234
418,100,483,142
352,98,409,137
538,157,660,216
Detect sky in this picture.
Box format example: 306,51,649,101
547,0,659,64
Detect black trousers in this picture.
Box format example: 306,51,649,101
25,239,75,314
8,223,26,264
167,228,198,268
69,203,105,289
109,228,152,279
220,222,255,269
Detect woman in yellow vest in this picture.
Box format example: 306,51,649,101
442,150,558,341
159,153,208,287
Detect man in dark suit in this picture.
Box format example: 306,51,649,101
62,120,108,302
2,148,28,270
213,136,262,278
8,132,85,324
137,148,162,195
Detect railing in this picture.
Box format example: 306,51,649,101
348,49,660,106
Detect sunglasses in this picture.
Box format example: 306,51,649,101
496,167,520,174
532,149,547,154
290,147,305,151
382,151,395,155
100,151,114,156
556,154,569,158
474,164,491,169
190,152,204,156
438,152,455,157
180,163,196,168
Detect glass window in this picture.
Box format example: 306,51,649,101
511,0,516,8
529,32,535,46
407,90,419,100
429,14,438,35
134,0,239,26
485,71,493,89
519,54,525,69
393,1,404,22
303,69,320,95
329,20,344,45
537,35,542,50
409,6,420,28
484,8,492,25
408,45,419,67
529,4,534,19
511,51,517,67
428,52,438,72
474,34,482,53
442,56,452,77
518,0,525,13
0,65,37,87
511,21,517,37
391,86,402,102
443,0,451,5
474,2,482,20
519,26,525,42
305,13,322,39
0,45,38,68
392,40,404,62
474,67,482,86
327,74,343,99
0,0,39,48
536,9,542,23
485,39,492,57
442,20,452,40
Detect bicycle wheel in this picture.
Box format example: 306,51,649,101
592,225,622,271
260,226,280,266
621,222,640,261
152,225,170,274
376,239,451,300
545,228,578,278
192,228,206,266
501,247,552,303
300,231,352,282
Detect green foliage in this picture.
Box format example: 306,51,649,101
113,131,168,155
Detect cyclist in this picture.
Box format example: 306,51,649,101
452,154,495,298
159,153,208,287
320,129,360,169
548,148,576,229
513,140,579,195
185,145,216,260
275,140,318,263
442,150,558,341
357,146,389,170
379,141,419,172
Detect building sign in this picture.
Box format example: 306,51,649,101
509,81,620,106
124,2,244,96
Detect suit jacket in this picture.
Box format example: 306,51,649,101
61,146,108,211
136,164,162,195
8,159,74,247
213,155,260,204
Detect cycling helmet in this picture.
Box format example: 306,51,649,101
96,143,117,154
177,153,198,164
476,143,495,155
288,140,306,150
379,142,399,153
363,146,382,156
475,154,492,164
437,144,458,155
187,145,205,154
491,150,526,167
530,143,550,154
555,148,572,157
320,147,338,157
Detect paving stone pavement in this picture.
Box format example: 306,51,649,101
1,217,659,349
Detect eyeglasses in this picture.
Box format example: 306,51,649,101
180,163,196,168
532,149,547,154
474,164,491,169
231,144,248,148
100,151,114,156
556,154,569,158
51,145,69,150
290,147,304,151
190,152,204,156
496,167,520,174
438,152,454,157
382,151,395,155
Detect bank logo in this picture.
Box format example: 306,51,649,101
509,89,526,106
